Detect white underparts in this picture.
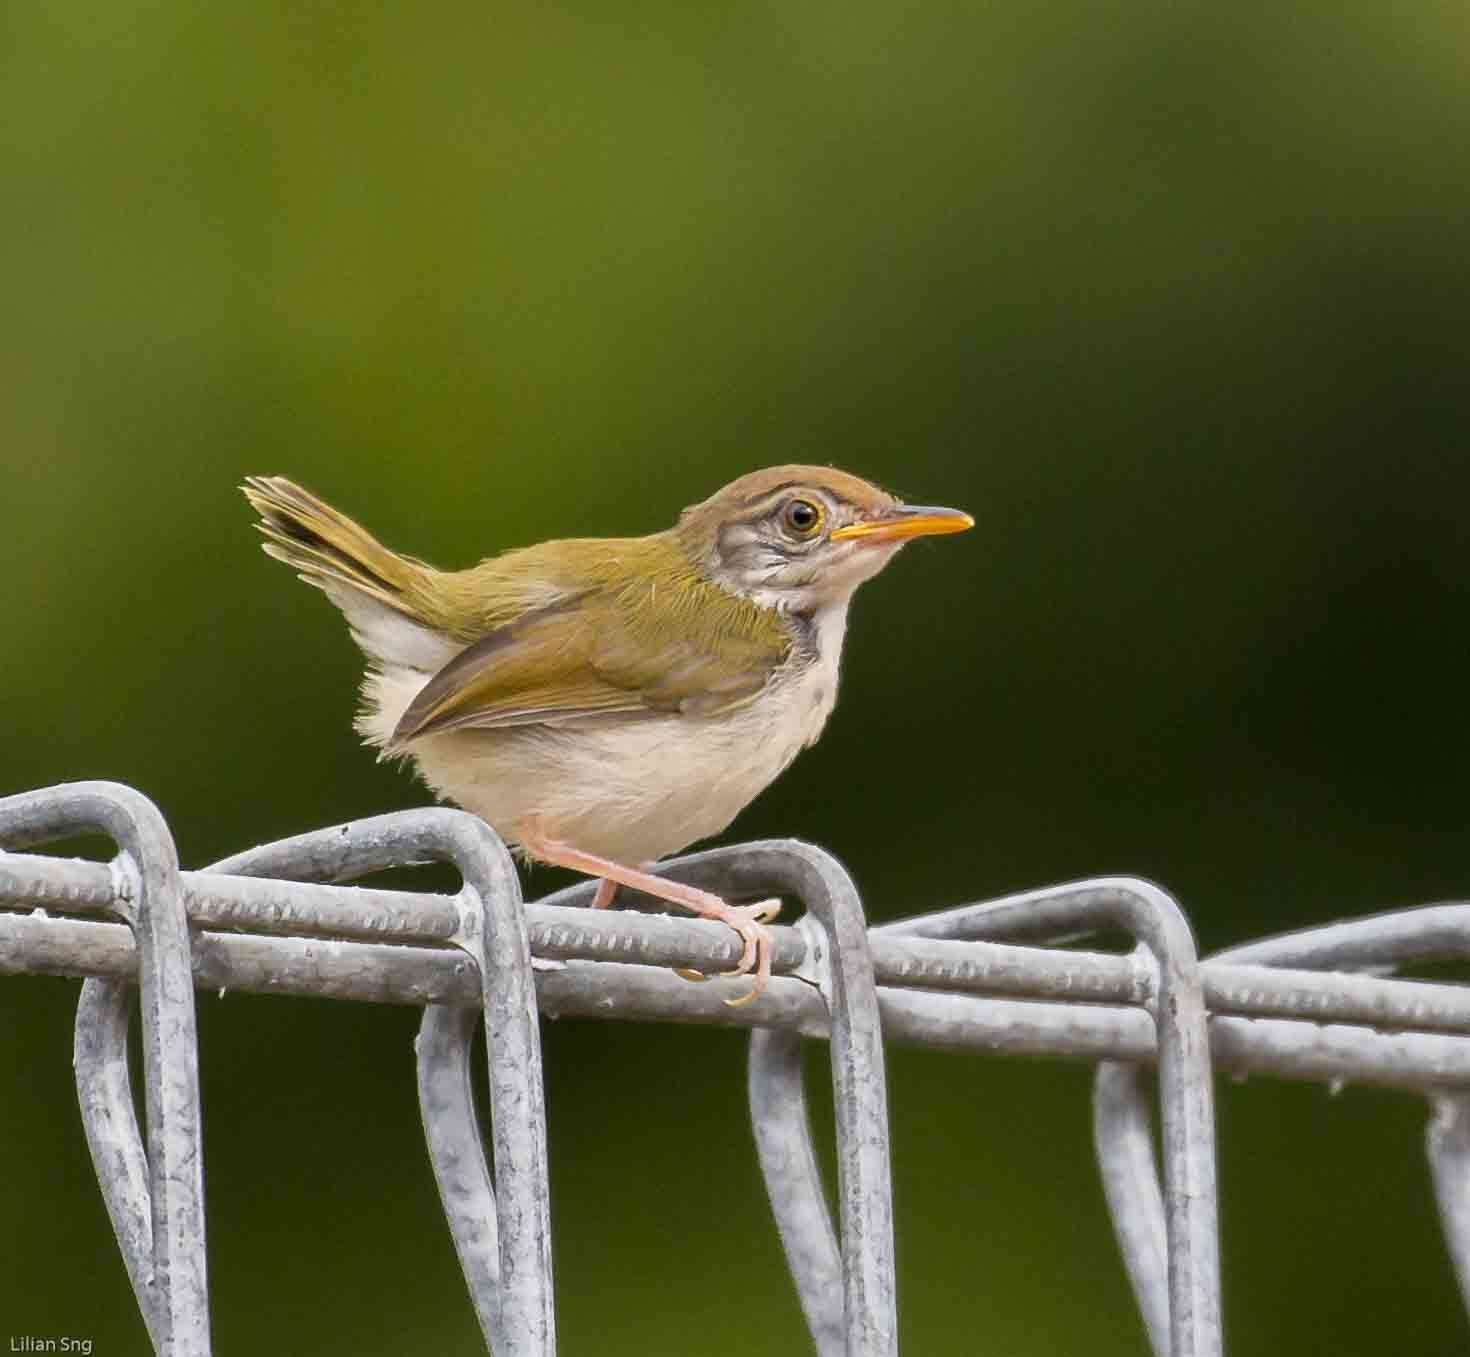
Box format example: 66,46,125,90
353,599,852,863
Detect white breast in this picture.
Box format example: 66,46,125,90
359,602,850,863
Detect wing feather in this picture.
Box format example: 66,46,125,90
390,579,788,745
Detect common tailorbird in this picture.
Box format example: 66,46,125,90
243,467,972,1001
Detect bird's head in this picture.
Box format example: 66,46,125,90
671,464,973,614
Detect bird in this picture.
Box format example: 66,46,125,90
242,466,972,1002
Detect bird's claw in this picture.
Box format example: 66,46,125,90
718,898,778,1007
670,898,778,1005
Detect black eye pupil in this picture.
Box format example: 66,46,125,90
787,501,818,531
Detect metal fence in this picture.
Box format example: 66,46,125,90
3,779,1470,1356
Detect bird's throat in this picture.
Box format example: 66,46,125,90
782,599,851,670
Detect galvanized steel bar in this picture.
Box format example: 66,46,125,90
12,910,1470,1088
72,976,165,1350
437,816,553,1357
542,842,896,1353
1212,904,1470,970
0,850,808,980
0,782,211,1357
10,782,1470,1356
1103,891,1218,1357
293,835,896,1353
1209,907,1470,1338
1093,1062,1171,1357
13,909,1470,1087
748,1022,846,1357
10,851,1470,1034
1428,1094,1470,1318
711,843,897,1357
417,1005,504,1343
881,879,1222,1357
785,849,896,1357
205,809,554,1356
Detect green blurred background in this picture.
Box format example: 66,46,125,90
4,0,1469,1351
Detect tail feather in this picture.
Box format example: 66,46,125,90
242,475,430,608
243,476,456,673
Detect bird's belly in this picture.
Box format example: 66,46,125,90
390,671,835,864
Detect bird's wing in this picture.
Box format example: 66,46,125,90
390,586,789,745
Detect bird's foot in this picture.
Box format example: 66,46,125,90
671,897,779,1006
518,824,779,1004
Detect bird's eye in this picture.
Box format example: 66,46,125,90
782,498,823,537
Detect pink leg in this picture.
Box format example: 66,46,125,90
593,862,671,911
519,824,778,1006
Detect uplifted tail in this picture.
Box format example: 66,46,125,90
243,475,430,610
243,476,457,674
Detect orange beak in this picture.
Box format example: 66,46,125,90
830,503,974,544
